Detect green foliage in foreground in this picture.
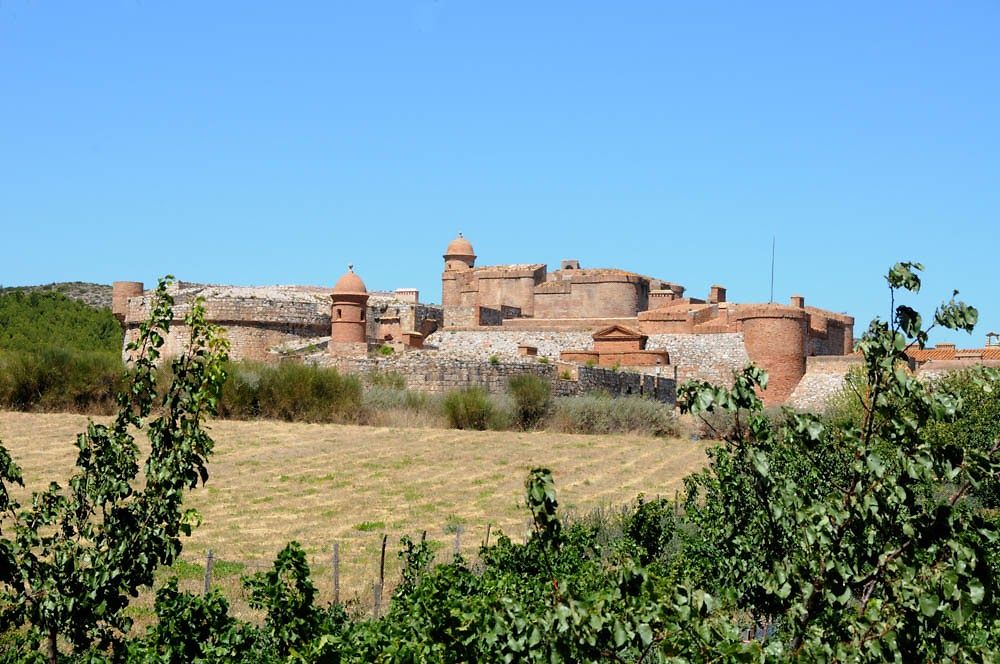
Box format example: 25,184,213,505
0,278,229,663
0,290,122,353
3,262,1000,662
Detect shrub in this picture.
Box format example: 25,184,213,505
507,374,552,429
212,361,362,423
377,344,395,357
488,355,500,366
538,356,550,365
216,362,262,419
922,367,1000,506
255,363,362,422
548,394,678,437
366,370,407,390
443,387,496,430
360,385,447,428
0,347,125,413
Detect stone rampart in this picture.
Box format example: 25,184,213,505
324,353,674,404
121,285,333,363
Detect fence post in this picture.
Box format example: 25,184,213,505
332,542,340,605
453,525,463,556
203,550,214,596
376,534,387,618
373,579,381,619
484,522,492,549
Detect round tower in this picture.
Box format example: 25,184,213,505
442,233,476,307
330,265,369,349
111,281,144,325
735,304,808,406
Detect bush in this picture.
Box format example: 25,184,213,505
507,374,552,430
443,387,496,430
922,367,1000,506
0,347,125,413
366,370,407,390
216,362,262,419
360,385,447,428
548,394,678,437
213,361,362,423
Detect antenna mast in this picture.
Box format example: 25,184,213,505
769,236,775,304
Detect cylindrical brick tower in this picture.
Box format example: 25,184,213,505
330,266,369,349
442,233,476,307
111,281,144,325
736,304,808,406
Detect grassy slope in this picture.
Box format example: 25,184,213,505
0,411,708,621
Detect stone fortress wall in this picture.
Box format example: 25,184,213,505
115,233,869,408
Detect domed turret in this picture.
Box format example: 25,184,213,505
333,265,367,295
330,265,369,350
443,233,476,271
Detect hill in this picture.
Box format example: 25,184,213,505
0,288,122,352
0,281,113,310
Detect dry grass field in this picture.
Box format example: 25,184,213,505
0,411,709,623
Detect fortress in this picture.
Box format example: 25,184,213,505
114,234,859,407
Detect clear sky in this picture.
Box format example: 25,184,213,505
2,2,997,345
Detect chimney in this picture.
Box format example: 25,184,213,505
790,295,805,308
708,285,726,304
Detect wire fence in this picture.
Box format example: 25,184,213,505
172,521,511,620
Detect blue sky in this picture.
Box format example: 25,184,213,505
2,2,998,345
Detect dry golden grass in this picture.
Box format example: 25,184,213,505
0,411,709,623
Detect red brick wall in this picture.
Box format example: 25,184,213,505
331,297,367,343
593,338,643,353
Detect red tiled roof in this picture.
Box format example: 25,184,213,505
905,347,1000,362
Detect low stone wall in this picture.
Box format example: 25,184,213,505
323,353,675,405
564,366,676,405
336,355,556,394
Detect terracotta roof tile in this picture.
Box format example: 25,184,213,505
906,346,1000,362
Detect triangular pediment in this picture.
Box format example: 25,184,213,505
592,324,644,341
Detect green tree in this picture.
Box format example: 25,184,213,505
678,261,999,659
0,277,229,662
